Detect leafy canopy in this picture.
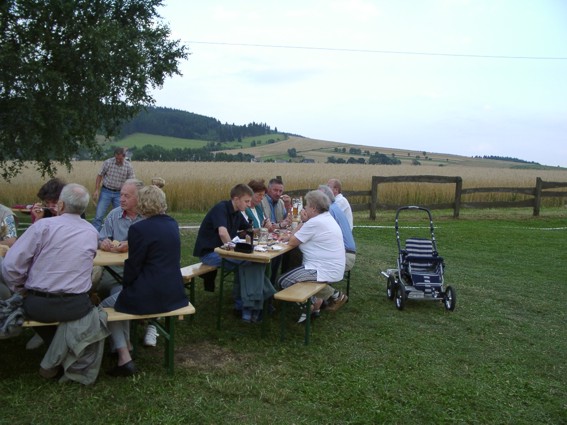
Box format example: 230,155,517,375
0,0,188,180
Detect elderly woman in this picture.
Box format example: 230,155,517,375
101,185,188,377
245,179,272,229
277,190,346,323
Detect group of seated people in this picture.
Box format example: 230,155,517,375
0,178,186,381
194,177,356,324
0,176,355,382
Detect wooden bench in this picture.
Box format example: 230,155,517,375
180,263,217,307
23,303,195,375
274,282,327,345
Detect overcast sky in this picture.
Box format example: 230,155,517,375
151,0,567,167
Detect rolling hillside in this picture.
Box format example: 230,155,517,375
112,107,559,169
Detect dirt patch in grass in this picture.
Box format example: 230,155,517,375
176,341,240,370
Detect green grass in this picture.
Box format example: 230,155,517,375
1,210,566,424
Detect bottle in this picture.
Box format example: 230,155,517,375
245,218,254,245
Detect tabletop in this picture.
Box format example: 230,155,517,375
93,249,128,266
214,243,294,264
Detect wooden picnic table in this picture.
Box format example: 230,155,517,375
93,249,128,267
213,243,295,330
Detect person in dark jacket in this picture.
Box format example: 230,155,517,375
101,185,187,377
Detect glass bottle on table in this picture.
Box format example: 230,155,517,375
245,218,255,245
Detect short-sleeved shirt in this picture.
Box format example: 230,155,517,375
193,200,249,257
294,212,345,283
0,205,17,240
99,207,144,243
335,193,353,230
329,203,356,253
98,157,135,191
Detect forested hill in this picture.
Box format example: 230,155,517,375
119,106,278,142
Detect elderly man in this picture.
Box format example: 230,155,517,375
328,178,353,230
277,190,347,323
92,147,135,231
95,179,144,300
2,184,99,368
318,185,356,272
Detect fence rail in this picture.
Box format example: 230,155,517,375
286,177,567,219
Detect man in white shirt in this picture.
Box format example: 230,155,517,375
328,178,353,230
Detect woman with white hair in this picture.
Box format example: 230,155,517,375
277,190,346,323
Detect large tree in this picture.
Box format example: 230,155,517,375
0,0,187,179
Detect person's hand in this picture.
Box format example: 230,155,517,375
112,241,128,253
30,203,45,222
92,189,99,203
99,239,113,251
300,209,308,223
281,194,291,207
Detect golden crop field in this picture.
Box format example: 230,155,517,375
2,160,567,212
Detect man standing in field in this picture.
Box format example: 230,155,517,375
91,147,135,231
328,178,353,230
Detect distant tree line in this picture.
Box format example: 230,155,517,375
327,152,401,165
477,155,539,165
125,144,254,162
119,106,276,142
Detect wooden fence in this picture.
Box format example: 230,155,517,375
286,176,567,219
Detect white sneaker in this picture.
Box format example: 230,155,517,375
26,333,44,350
143,324,158,347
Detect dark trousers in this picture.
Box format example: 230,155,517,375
24,292,93,345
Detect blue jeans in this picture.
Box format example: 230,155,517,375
92,186,121,231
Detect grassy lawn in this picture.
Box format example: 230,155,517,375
1,209,566,424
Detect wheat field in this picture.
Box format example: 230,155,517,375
1,161,567,212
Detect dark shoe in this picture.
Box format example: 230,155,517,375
107,360,138,377
39,366,63,380
201,270,217,292
251,309,263,323
326,292,348,312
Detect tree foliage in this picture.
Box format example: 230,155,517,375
119,107,274,142
0,0,187,180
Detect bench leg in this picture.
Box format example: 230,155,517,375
188,278,195,322
279,301,287,342
217,259,227,330
151,317,175,375
131,320,139,359
304,298,312,346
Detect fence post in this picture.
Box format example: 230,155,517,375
533,177,542,216
453,177,463,218
370,176,378,220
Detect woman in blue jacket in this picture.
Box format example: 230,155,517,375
102,185,187,377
